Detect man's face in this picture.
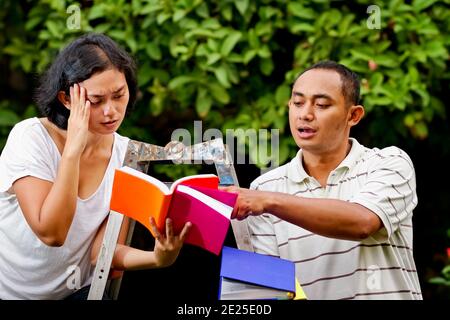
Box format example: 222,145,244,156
289,68,353,154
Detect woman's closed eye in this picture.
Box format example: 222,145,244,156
86,97,103,106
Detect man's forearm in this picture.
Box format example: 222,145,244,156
264,192,382,241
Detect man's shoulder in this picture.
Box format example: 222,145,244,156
250,163,290,189
359,144,414,170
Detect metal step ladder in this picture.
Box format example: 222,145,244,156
87,138,252,300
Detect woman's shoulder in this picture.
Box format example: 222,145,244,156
6,117,48,144
114,131,130,149
112,131,130,164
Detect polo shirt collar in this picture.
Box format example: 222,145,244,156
287,149,309,183
287,138,364,183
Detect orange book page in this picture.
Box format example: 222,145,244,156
110,169,171,237
174,175,219,190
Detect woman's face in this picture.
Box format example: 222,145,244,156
79,68,129,135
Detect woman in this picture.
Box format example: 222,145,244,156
0,33,191,299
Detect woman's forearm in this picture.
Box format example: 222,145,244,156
38,152,81,245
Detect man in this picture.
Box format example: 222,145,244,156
226,61,422,300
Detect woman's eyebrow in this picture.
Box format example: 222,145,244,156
87,85,126,98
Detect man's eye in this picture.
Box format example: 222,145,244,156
113,95,124,100
293,101,304,107
317,104,330,108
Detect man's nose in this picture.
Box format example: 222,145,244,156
299,103,314,121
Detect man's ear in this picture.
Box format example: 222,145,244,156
57,91,71,110
348,105,365,127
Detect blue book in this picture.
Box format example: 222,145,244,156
219,246,304,300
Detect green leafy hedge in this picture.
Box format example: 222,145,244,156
1,0,449,164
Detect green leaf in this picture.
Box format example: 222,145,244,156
89,5,105,20
168,76,196,89
149,95,165,116
424,40,447,58
429,277,450,285
374,54,398,68
126,38,138,53
260,58,274,76
206,53,222,65
0,110,20,126
25,17,43,31
20,55,33,72
257,45,271,59
412,0,438,12
146,43,162,60
288,3,316,19
221,31,242,56
196,88,213,118
208,83,230,104
275,85,291,106
45,21,61,38
368,96,392,105
140,3,163,14
413,121,428,139
247,29,260,48
404,114,415,128
3,45,23,56
234,0,249,16
290,22,315,33
173,9,187,22
94,23,111,33
370,73,384,89
109,30,126,41
243,49,257,64
222,5,233,21
157,12,171,25
350,49,373,61
214,65,230,88
202,18,221,29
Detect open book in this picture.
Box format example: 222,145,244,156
219,246,307,300
110,166,238,255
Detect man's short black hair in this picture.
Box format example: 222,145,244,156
35,33,137,129
294,60,360,106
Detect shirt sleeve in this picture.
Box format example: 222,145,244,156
246,181,280,257
350,147,417,241
0,122,55,193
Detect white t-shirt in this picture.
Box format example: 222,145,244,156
247,138,422,300
0,118,129,299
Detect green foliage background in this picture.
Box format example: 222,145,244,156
1,0,449,298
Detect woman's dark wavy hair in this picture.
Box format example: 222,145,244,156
35,33,137,129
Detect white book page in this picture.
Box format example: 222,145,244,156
220,278,288,300
176,185,233,219
119,166,170,195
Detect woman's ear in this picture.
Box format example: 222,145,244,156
57,91,71,110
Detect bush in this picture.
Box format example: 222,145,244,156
1,0,449,164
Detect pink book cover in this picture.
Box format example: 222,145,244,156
167,186,238,255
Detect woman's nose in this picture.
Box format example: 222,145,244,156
103,105,112,117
